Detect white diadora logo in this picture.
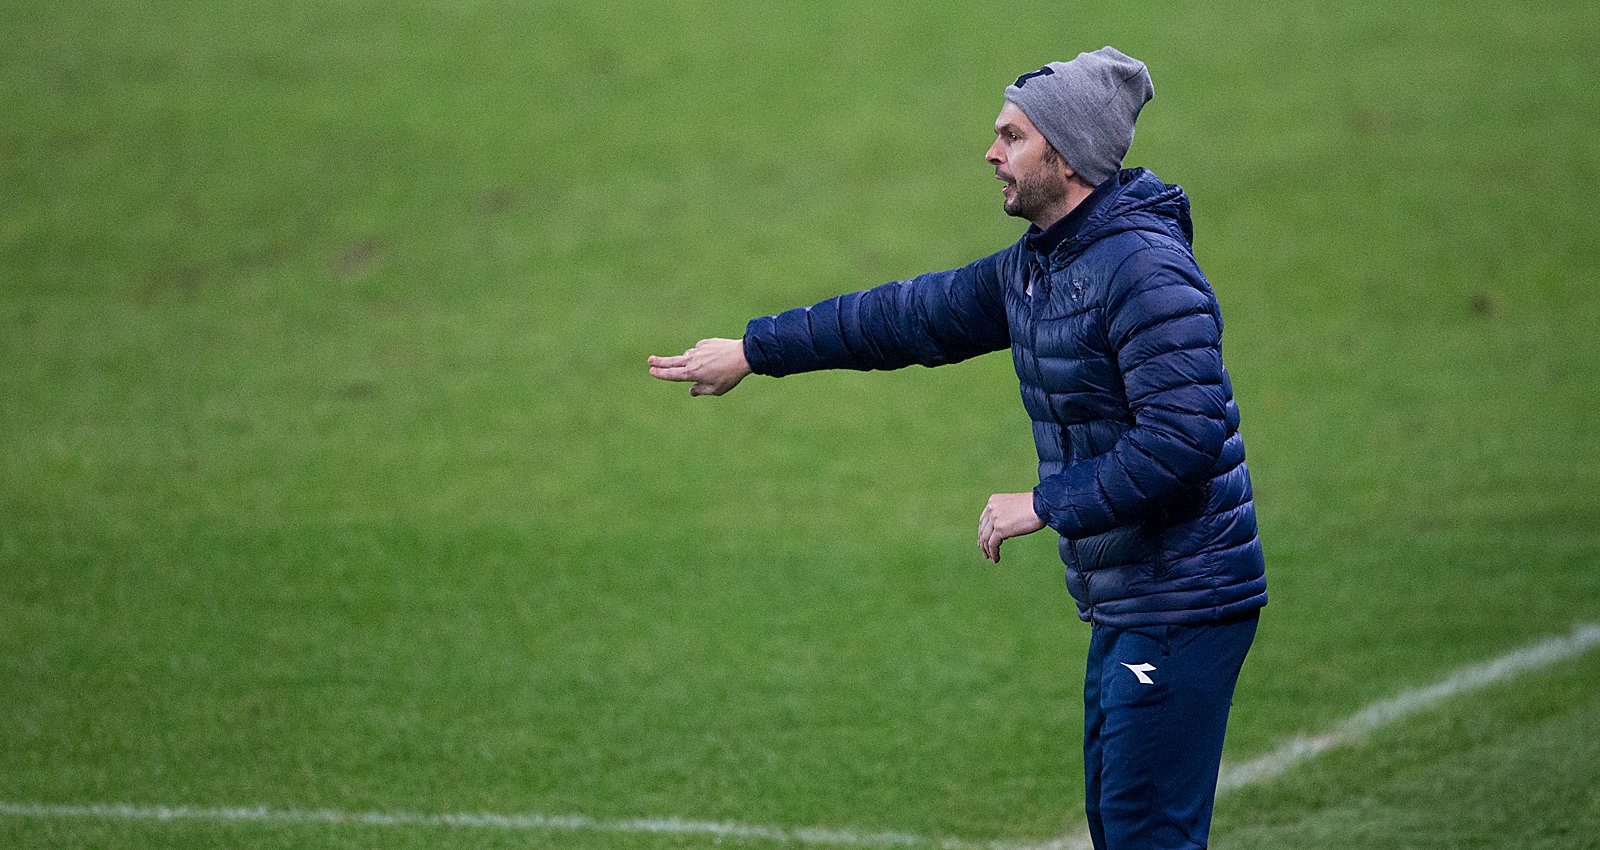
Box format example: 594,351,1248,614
1121,662,1157,684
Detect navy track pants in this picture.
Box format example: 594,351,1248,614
1083,613,1258,850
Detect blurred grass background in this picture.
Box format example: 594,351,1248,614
3,1,1599,847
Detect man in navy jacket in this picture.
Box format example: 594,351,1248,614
649,47,1265,850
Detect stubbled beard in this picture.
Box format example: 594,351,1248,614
1004,170,1069,221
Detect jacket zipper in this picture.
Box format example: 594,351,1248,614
1030,255,1101,622
1030,256,1093,619
1028,258,1051,392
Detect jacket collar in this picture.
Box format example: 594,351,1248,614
1021,169,1194,265
1023,175,1116,258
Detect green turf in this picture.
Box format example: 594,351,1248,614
1214,647,1600,849
3,0,1599,847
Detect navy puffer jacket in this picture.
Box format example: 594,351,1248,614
743,168,1266,627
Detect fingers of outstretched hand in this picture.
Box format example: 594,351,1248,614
649,364,694,381
649,343,711,384
648,353,690,369
649,346,702,382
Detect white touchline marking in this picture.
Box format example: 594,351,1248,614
1017,621,1600,850
3,623,1597,850
0,800,1000,850
1216,621,1600,793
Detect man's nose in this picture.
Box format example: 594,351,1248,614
984,138,1003,165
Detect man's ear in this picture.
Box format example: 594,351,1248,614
1057,158,1095,194
1058,157,1080,184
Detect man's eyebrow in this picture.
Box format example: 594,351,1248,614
995,122,1023,135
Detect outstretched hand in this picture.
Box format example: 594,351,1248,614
978,492,1046,563
648,337,752,397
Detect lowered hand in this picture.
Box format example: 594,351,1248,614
978,492,1046,563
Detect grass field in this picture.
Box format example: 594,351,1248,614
4,1,1599,847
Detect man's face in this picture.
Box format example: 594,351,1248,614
985,101,1072,224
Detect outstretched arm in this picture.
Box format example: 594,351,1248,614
742,247,1014,377
647,337,752,397
648,246,1013,395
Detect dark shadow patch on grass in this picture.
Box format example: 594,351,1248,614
333,239,385,280
336,381,378,401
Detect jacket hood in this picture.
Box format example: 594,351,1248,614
1059,168,1193,260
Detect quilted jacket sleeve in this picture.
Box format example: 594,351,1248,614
741,247,1013,376
1032,246,1230,539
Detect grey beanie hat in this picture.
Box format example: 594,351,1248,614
1003,47,1154,186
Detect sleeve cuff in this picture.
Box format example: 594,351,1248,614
1031,486,1055,533
742,317,775,376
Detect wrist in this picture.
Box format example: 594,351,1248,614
737,334,760,377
